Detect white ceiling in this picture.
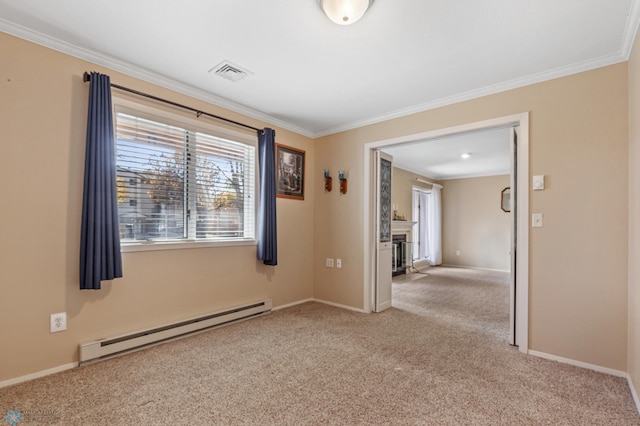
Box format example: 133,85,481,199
1,1,638,177
382,127,512,180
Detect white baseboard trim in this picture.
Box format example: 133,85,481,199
529,349,639,415
0,362,78,389
412,259,431,268
629,375,640,414
271,298,366,314
275,297,367,314
272,298,314,311
1,298,360,388
528,350,627,377
312,298,366,313
440,263,510,273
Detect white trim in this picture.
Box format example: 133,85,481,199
515,114,529,353
529,349,640,415
528,350,627,378
112,96,259,250
2,300,314,387
393,164,439,181
440,264,510,274
316,55,625,137
439,171,512,181
113,96,259,146
2,336,636,417
0,19,314,139
621,0,640,60
121,239,257,253
272,298,314,311
275,297,368,314
364,113,529,354
363,114,528,151
629,375,640,414
0,362,78,389
313,298,367,314
396,162,510,181
412,259,431,269
2,14,637,140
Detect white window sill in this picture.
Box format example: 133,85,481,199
121,239,256,253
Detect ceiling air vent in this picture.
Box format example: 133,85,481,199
209,61,252,82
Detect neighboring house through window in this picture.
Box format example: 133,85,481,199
114,100,256,249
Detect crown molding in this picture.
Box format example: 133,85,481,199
0,19,315,139
391,164,438,182
621,0,640,60
392,162,508,182
313,50,628,137
314,0,640,137
3,0,639,142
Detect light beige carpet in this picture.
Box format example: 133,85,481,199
393,265,511,340
1,266,639,425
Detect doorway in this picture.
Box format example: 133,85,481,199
363,113,529,353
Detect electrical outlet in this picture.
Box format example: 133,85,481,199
50,312,67,333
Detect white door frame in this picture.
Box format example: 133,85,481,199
363,112,530,353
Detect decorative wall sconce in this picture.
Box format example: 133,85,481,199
339,170,348,194
324,169,333,192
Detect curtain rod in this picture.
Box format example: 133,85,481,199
414,177,437,185
83,72,262,134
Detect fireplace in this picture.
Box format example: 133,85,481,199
392,234,407,276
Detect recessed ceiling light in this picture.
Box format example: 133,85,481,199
461,152,471,159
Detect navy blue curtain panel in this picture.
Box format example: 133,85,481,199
257,128,278,266
80,72,123,290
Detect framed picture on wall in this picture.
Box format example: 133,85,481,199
276,144,305,200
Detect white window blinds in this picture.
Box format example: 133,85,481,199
115,112,255,243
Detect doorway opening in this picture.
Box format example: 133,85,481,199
363,113,529,353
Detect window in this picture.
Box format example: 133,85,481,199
412,188,431,261
114,108,256,247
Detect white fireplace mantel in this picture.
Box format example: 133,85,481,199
392,220,416,236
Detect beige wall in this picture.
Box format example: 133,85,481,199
314,62,628,370
442,175,511,271
312,133,363,307
0,33,315,382
1,29,635,384
391,167,436,220
628,26,640,399
391,169,511,271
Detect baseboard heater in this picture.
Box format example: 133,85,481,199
79,299,272,364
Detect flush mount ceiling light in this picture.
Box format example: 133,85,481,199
461,152,471,159
318,0,373,25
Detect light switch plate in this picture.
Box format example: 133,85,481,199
532,213,543,228
533,175,545,190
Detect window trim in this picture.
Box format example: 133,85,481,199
121,238,256,253
113,96,259,251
